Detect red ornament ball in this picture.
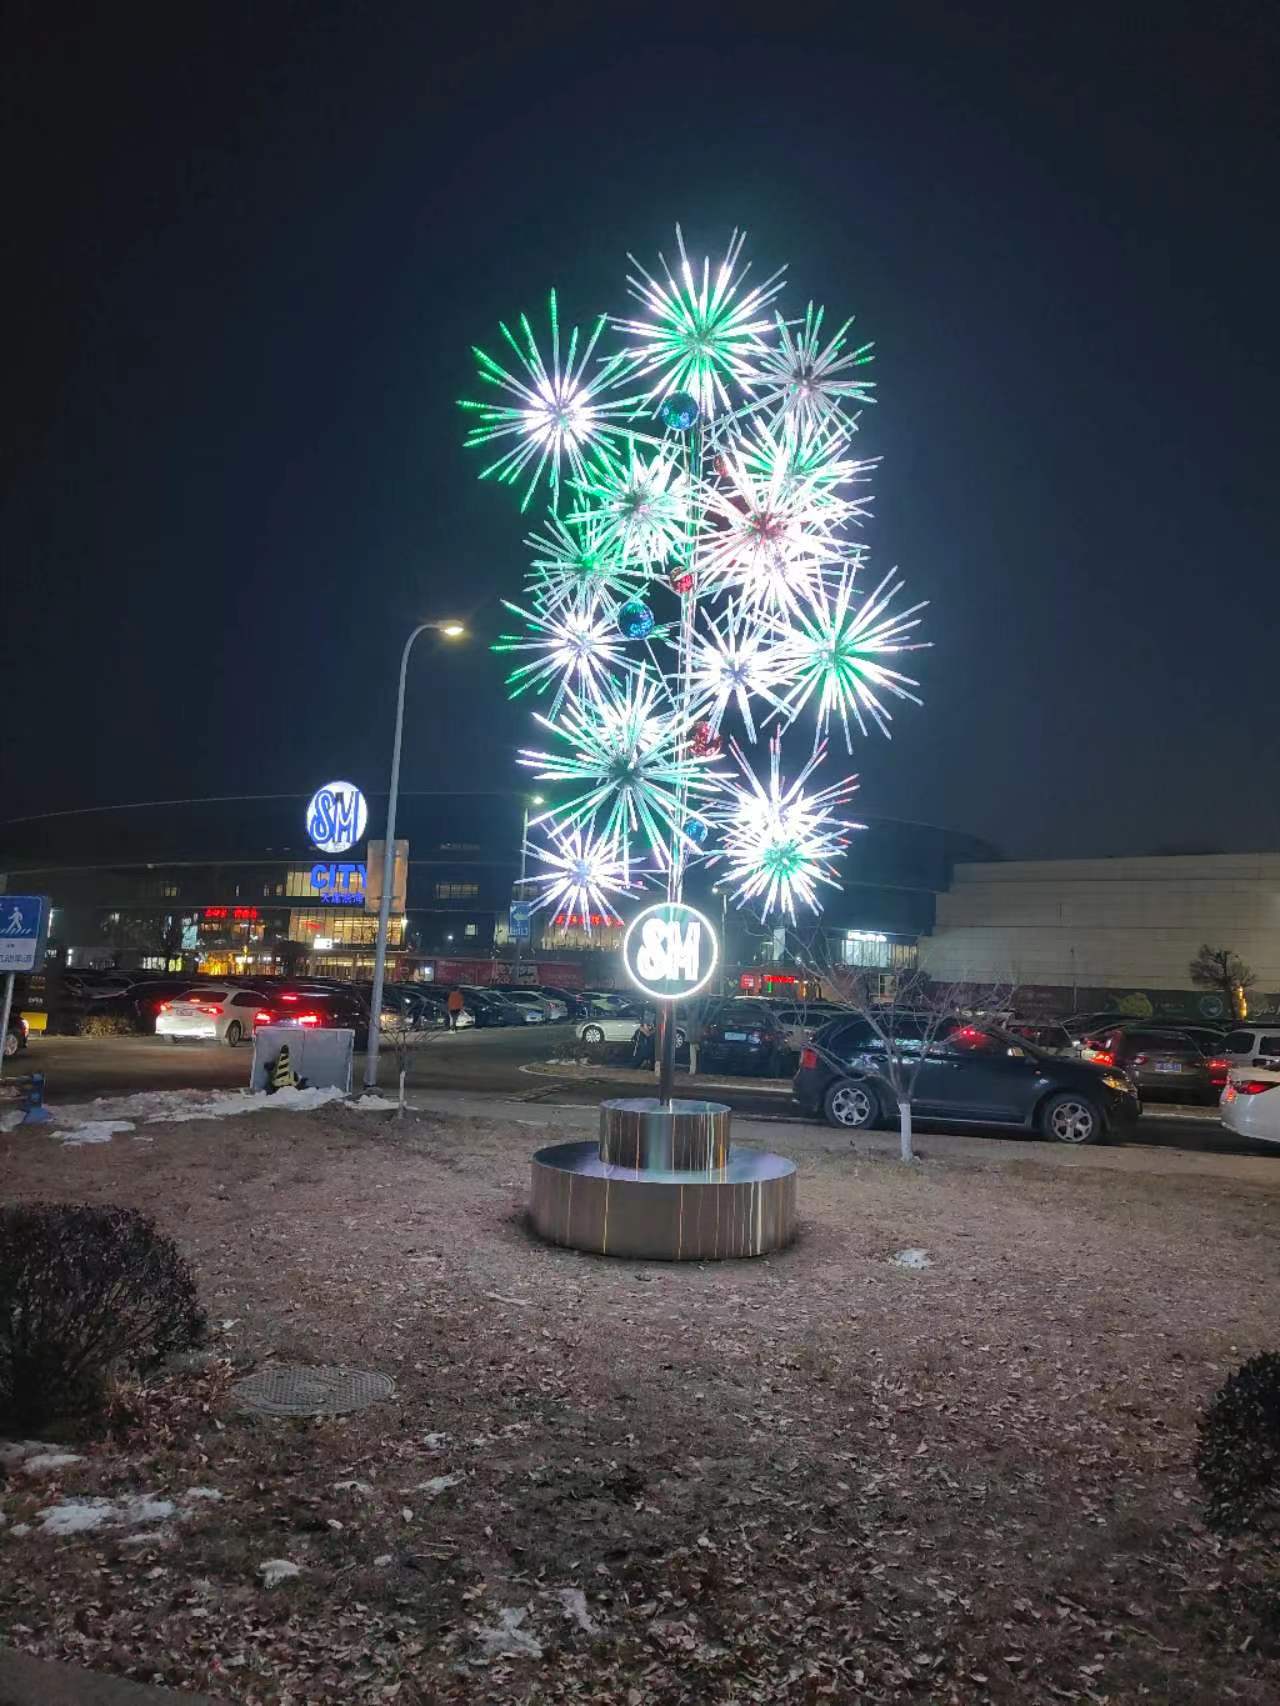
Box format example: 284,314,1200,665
669,568,695,594
691,719,723,758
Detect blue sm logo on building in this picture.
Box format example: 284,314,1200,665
306,782,368,855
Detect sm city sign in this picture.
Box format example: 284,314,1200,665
622,901,719,1002
306,781,368,855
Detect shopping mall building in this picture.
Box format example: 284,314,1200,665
0,792,993,988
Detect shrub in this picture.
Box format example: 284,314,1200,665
79,1012,137,1038
1196,1351,1280,1531
0,1203,206,1433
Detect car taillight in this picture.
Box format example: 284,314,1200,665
1089,1050,1115,1067
280,993,298,1002
299,1012,320,1026
158,1002,170,1013
255,1010,272,1025
1208,1056,1228,1078
800,1046,818,1069
201,1006,221,1017
1234,1079,1278,1095
1133,1053,1147,1066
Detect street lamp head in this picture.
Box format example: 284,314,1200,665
531,794,545,806
438,620,466,639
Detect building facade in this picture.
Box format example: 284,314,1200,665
0,794,994,990
921,853,1280,1018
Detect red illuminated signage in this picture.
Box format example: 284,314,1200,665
202,906,259,922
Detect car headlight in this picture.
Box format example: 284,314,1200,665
1101,1073,1133,1094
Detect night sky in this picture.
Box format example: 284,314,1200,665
3,2,1277,859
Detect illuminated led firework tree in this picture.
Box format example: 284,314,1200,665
460,226,929,932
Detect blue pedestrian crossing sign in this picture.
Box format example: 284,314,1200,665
0,896,49,973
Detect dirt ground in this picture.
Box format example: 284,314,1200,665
2,1105,1279,1704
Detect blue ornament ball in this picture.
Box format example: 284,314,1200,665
616,599,655,640
684,816,709,846
658,390,700,432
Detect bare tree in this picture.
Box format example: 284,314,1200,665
794,945,1014,1162
1189,945,1255,1022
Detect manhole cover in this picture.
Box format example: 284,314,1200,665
231,1365,395,1417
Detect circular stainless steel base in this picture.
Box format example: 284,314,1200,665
530,1119,797,1263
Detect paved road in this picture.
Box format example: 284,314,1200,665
6,1025,1267,1161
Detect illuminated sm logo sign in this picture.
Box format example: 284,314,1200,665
622,902,719,1001
306,781,368,854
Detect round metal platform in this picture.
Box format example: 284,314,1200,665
530,1096,796,1260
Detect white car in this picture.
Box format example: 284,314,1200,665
579,991,635,1018
577,1012,688,1048
156,987,265,1047
1219,1025,1280,1074
1220,1068,1280,1144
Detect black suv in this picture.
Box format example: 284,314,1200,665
793,1014,1141,1144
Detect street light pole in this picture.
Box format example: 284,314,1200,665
364,620,466,1092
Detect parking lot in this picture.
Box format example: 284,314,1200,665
5,1022,1270,1168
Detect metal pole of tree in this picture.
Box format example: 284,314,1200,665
511,795,542,985
364,620,466,1092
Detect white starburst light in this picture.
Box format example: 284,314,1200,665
616,226,786,415
492,595,633,715
750,302,876,436
687,602,789,741
773,568,929,745
713,735,862,921
459,291,646,511
520,676,719,869
523,823,639,931
570,445,689,566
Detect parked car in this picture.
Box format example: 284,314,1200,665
491,990,551,1023
535,984,587,1018
767,1001,846,1065
125,979,209,1032
699,997,792,1076
1220,1067,1280,1145
4,1013,29,1059
1079,1024,1220,1103
1005,1020,1075,1055
456,987,518,1027
156,987,266,1047
484,985,566,1021
1220,1025,1280,1073
579,990,636,1016
794,1014,1141,1144
253,987,372,1049
576,1008,688,1048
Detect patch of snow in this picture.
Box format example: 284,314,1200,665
17,1452,84,1474
890,1247,932,1269
259,1558,302,1588
37,1494,175,1536
472,1606,543,1660
183,1487,223,1502
550,1586,599,1635
9,1524,31,1537
0,1441,62,1468
40,1085,350,1139
411,1474,461,1499
351,1094,402,1112
332,1479,374,1497
421,1432,451,1450
57,1120,135,1146
374,1553,393,1568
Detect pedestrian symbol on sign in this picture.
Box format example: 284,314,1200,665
4,905,26,934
